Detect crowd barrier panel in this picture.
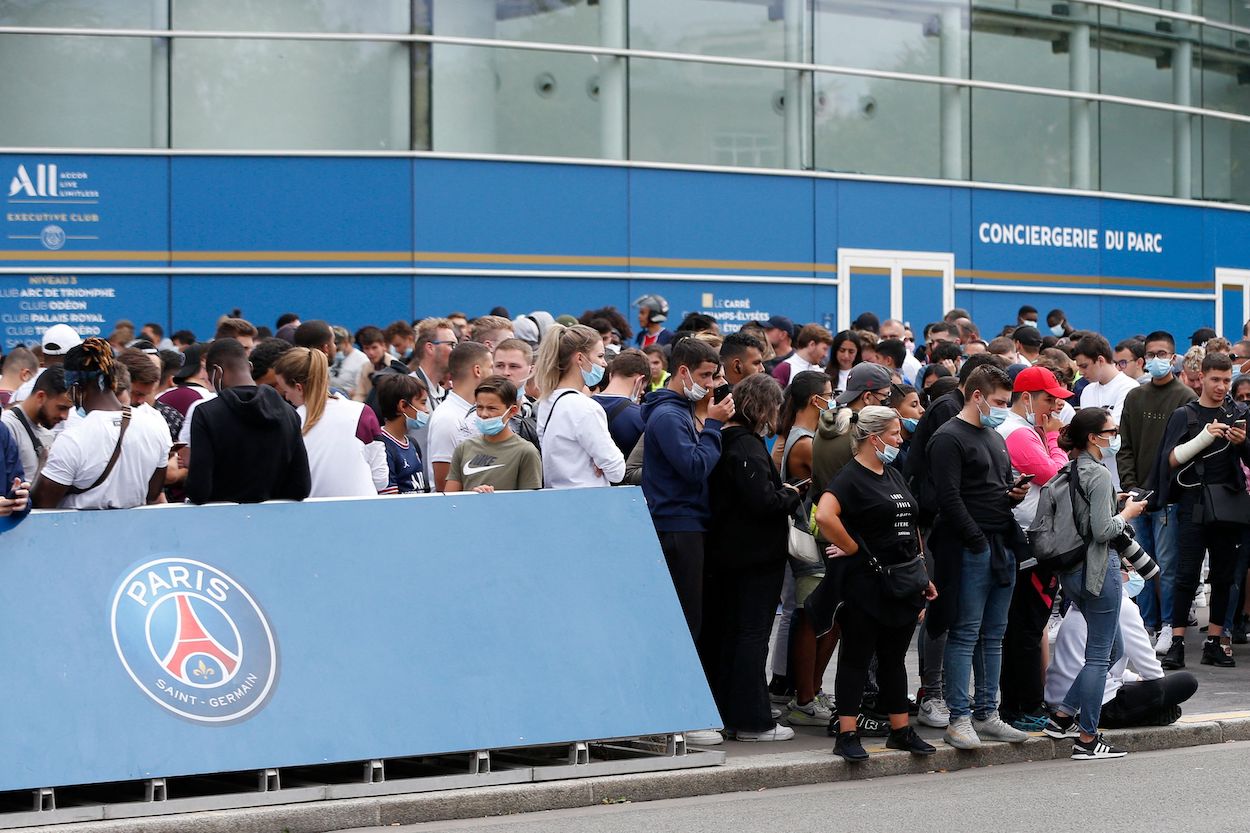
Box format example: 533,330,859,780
0,487,720,795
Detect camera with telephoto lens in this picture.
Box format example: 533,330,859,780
1112,524,1159,580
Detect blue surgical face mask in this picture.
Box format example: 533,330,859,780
75,406,88,419
978,399,1009,429
1023,394,1037,426
816,394,835,413
1100,434,1122,459
1146,357,1172,379
1125,570,1145,599
1049,323,1066,337
900,417,919,433
581,361,605,388
476,415,506,437
873,436,900,465
406,409,429,431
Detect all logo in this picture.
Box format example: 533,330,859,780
111,558,278,724
8,163,59,198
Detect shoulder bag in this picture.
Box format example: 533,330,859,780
65,407,131,495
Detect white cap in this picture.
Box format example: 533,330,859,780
41,324,83,355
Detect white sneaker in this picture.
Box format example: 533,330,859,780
734,723,796,742
944,715,981,749
918,697,951,728
973,712,1029,743
1047,613,1063,644
815,690,836,714
684,729,724,746
787,696,833,726
1154,624,1173,656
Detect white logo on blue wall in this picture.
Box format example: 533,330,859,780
111,558,278,724
40,225,65,250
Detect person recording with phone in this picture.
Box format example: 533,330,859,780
1043,408,1146,759
0,420,30,519
1156,352,1250,670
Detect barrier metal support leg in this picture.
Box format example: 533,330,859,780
364,759,385,784
144,779,166,802
567,742,590,766
468,750,491,775
32,788,54,812
667,733,688,757
258,768,280,792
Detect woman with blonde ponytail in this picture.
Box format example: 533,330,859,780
534,324,625,488
274,347,377,498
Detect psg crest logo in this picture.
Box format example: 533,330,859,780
110,558,278,724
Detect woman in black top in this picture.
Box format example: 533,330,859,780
704,373,805,741
815,405,937,762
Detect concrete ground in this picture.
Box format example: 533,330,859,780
370,742,1250,833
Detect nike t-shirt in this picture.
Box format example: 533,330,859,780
447,434,543,491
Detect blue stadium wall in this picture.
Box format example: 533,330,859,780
3,153,1249,350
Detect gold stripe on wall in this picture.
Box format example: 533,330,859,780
955,268,1212,292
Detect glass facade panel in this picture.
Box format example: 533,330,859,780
431,45,603,158
0,1,166,148
630,60,784,168
3,0,1250,203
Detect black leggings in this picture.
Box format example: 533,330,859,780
835,603,916,718
1001,566,1055,715
1099,673,1198,729
1171,505,1240,631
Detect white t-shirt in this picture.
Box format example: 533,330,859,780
783,353,823,378
536,388,626,489
425,389,479,482
40,407,171,509
298,396,376,498
331,348,371,397
1079,371,1138,489
177,391,219,446
1,407,55,482
902,352,923,385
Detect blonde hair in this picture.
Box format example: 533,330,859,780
1182,345,1205,375
535,324,601,398
692,331,724,350
273,347,330,435
848,405,900,452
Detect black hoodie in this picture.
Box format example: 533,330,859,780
186,385,311,504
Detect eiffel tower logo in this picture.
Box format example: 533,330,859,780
160,594,240,684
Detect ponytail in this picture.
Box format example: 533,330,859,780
534,323,601,399
273,347,330,435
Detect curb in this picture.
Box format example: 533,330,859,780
24,717,1250,833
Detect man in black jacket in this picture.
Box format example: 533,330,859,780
186,338,311,504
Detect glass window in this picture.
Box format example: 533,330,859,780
969,2,1097,188
1199,23,1250,203
431,44,604,158
630,0,786,60
171,0,410,150
0,1,167,148
630,60,785,168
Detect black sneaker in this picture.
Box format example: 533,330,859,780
886,725,936,756
833,730,869,762
855,709,891,738
1234,615,1248,645
1071,733,1127,760
1200,638,1235,667
1160,636,1185,670
1042,712,1080,739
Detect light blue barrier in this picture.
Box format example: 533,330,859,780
0,487,719,793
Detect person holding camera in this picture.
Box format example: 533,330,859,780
816,405,938,762
1156,352,1250,669
1044,408,1146,760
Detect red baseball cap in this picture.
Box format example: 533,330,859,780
1013,366,1073,399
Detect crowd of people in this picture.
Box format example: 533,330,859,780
5,297,1246,763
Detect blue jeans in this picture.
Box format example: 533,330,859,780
1131,505,1179,631
1059,554,1124,736
943,547,1015,720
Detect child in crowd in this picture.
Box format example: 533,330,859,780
445,376,543,493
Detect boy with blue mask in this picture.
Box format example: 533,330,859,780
926,365,1031,750
375,373,429,495
1116,330,1196,652
445,376,542,494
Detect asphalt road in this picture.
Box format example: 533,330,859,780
359,741,1249,833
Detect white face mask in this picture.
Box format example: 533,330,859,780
682,369,709,402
